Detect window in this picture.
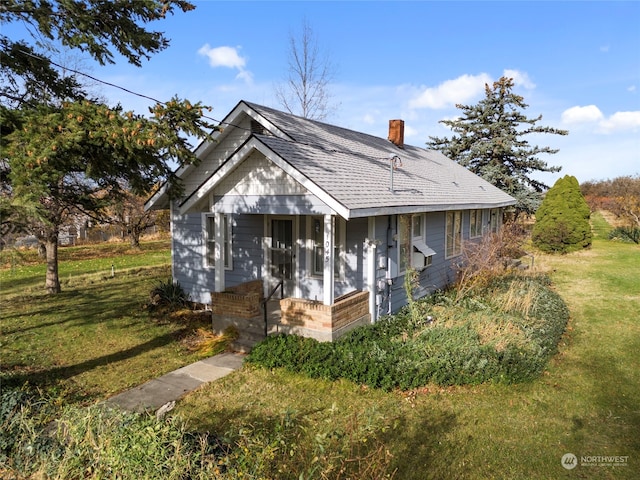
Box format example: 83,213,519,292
490,209,500,233
470,209,483,238
309,216,344,278
399,214,435,272
446,211,462,258
205,214,232,269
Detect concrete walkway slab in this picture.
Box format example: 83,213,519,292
104,352,245,413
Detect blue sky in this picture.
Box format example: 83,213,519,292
9,1,640,185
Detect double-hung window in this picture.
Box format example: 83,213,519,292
490,209,500,233
470,209,483,238
309,216,344,279
445,211,462,258
205,214,232,269
399,214,435,273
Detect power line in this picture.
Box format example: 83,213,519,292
14,48,397,163
16,47,239,126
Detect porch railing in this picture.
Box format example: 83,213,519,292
261,279,284,337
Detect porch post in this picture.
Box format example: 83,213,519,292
214,212,225,292
367,217,377,323
323,214,334,305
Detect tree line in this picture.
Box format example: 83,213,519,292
581,175,640,228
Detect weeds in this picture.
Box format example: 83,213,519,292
149,277,191,309
190,326,239,357
609,226,640,244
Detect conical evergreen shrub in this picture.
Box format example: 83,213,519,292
532,175,592,253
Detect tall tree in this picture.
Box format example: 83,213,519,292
274,18,336,120
4,99,214,293
427,77,568,215
1,1,216,293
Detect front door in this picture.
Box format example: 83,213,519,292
268,217,296,297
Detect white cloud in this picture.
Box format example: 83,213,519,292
235,69,254,83
600,111,640,132
404,124,418,139
503,69,536,89
561,105,640,133
362,112,377,125
197,44,253,84
628,85,637,93
561,105,604,124
408,73,492,109
198,44,246,69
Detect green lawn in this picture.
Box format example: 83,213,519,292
0,240,207,403
1,221,638,478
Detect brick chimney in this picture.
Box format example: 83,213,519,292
388,119,404,149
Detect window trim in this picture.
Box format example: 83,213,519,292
307,216,345,280
469,209,483,238
399,214,434,274
204,213,232,270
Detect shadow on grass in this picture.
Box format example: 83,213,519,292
185,399,458,480
382,409,459,480
573,335,640,456
1,328,188,391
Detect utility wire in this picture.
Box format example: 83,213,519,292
15,47,399,163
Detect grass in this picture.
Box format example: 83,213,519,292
0,240,208,403
175,216,640,479
2,220,638,478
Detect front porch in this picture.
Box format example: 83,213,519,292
211,280,371,351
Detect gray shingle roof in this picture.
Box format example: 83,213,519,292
245,102,516,217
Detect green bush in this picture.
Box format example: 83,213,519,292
247,275,569,390
149,277,191,308
532,175,592,253
609,226,640,244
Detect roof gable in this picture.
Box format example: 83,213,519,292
149,100,516,216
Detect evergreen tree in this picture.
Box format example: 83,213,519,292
532,175,592,253
427,77,568,215
1,1,215,293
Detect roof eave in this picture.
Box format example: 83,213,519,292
345,199,517,219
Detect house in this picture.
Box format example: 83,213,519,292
146,100,516,343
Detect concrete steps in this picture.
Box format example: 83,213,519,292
213,300,282,353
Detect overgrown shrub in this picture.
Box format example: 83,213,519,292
247,274,569,390
609,226,640,244
453,220,528,301
0,387,62,475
